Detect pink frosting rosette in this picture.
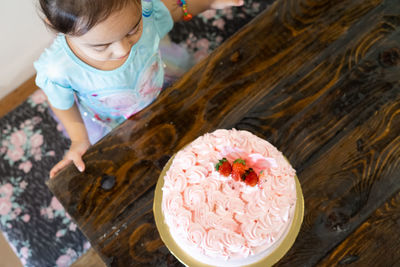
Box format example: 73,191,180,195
193,202,210,225
186,223,207,248
213,216,239,232
207,190,226,211
185,165,208,184
172,208,192,235
240,220,271,248
162,191,183,219
200,175,221,192
208,130,237,152
221,180,242,198
246,200,266,219
220,231,248,256
203,229,225,258
183,185,206,207
163,171,187,192
225,196,245,215
191,142,221,163
173,149,197,168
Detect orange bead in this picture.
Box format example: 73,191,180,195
184,13,192,21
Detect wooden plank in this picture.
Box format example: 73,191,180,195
239,7,400,265
0,75,37,118
71,248,106,267
47,0,398,265
269,42,400,266
274,85,400,266
316,190,400,266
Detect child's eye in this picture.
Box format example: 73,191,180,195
93,45,108,52
127,27,139,36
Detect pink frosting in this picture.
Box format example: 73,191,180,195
162,129,296,261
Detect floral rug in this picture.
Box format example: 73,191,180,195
0,2,271,266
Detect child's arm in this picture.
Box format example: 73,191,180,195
162,0,244,22
49,103,91,178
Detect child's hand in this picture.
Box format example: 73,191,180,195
210,0,244,9
50,139,91,179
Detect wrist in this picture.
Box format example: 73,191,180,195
70,138,90,144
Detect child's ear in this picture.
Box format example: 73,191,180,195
43,17,52,27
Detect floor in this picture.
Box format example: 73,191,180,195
0,232,22,267
0,76,104,267
0,75,37,118
0,76,34,267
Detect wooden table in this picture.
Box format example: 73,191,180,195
48,0,400,266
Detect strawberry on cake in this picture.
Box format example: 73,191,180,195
161,129,297,266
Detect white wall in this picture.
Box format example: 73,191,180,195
0,0,55,100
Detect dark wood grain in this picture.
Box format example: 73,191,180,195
47,0,400,266
316,190,400,266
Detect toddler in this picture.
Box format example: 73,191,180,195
34,0,244,178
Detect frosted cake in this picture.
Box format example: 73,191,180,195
161,129,297,266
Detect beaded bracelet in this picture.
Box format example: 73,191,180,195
177,0,193,21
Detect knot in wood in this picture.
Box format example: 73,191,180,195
379,48,400,67
100,174,116,191
339,255,360,265
230,51,241,62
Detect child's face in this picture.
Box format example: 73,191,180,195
67,2,143,63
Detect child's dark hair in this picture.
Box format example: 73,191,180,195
39,0,140,36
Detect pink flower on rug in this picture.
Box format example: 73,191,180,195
84,242,91,250
252,2,260,11
212,18,225,30
20,246,29,259
69,222,77,231
22,214,30,222
222,7,233,20
57,123,65,132
32,116,42,125
51,196,64,211
45,207,54,219
30,133,44,148
31,147,42,161
19,161,32,173
196,38,210,51
215,36,223,44
201,9,216,20
0,183,13,199
56,254,72,267
0,198,12,215
56,230,66,238
31,90,47,104
14,207,22,216
10,130,27,147
20,181,28,189
7,146,24,162
194,50,209,62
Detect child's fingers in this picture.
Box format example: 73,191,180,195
72,156,85,173
232,0,244,6
211,0,244,9
50,159,71,178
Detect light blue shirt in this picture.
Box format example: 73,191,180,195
34,0,173,126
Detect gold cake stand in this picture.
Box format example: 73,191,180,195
153,155,304,267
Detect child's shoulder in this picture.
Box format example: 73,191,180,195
34,35,69,72
34,35,77,86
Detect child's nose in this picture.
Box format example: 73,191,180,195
113,38,131,57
